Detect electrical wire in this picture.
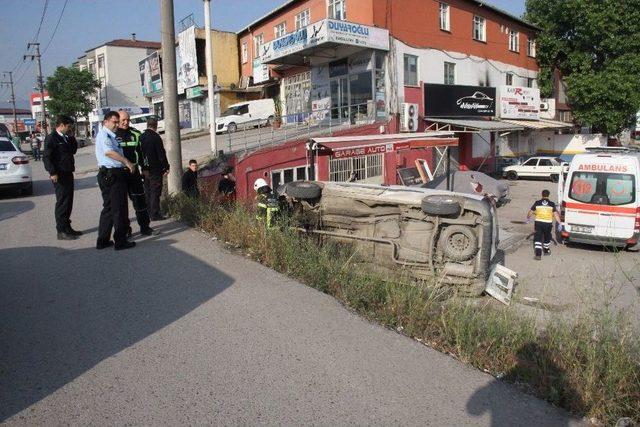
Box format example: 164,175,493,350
33,0,50,42
43,0,69,54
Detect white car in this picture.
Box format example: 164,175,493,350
130,114,165,133
216,99,276,133
0,137,32,196
502,156,567,182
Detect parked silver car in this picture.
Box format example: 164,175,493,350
280,181,501,296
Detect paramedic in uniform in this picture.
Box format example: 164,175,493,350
527,189,562,260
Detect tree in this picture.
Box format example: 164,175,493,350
525,0,640,134
45,66,100,125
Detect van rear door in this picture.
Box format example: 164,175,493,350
566,170,636,241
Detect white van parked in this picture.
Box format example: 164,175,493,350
215,99,275,133
559,147,640,250
130,114,164,133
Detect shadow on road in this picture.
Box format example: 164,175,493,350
0,200,35,222
0,228,235,421
466,342,583,426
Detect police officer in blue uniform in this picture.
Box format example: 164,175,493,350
95,111,136,251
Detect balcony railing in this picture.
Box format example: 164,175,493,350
219,101,385,154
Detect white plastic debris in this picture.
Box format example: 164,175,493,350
485,264,517,305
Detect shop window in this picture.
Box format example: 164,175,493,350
241,42,248,64
329,153,383,183
439,3,450,31
284,71,311,122
349,72,373,110
274,22,287,38
328,0,346,21
254,34,264,58
403,54,418,86
506,72,514,86
295,9,310,30
509,30,519,52
473,16,486,42
444,62,455,85
271,166,311,188
527,39,536,57
527,77,534,88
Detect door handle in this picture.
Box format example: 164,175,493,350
599,213,612,216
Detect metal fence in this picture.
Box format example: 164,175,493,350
220,101,383,155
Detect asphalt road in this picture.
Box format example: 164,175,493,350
0,165,584,425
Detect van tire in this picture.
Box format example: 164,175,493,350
285,181,322,200
550,174,559,183
506,171,518,181
438,225,478,261
227,122,237,133
421,195,460,216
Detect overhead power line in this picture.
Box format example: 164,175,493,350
33,0,50,42
43,0,69,54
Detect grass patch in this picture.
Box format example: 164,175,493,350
165,192,640,424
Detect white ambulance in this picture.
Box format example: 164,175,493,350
558,147,640,250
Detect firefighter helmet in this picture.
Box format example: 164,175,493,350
254,178,268,191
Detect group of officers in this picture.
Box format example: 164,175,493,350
43,110,169,251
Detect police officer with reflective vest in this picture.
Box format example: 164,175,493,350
115,110,156,236
527,189,562,260
254,178,280,228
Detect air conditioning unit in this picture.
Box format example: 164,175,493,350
539,101,550,111
400,102,419,132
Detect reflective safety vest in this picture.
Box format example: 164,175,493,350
118,128,142,165
256,193,280,228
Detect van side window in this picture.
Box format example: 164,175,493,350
237,105,249,115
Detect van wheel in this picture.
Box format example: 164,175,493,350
421,195,460,216
506,171,518,181
438,225,478,261
285,181,322,200
266,116,275,127
550,174,559,183
227,122,237,133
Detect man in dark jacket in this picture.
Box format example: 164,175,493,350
140,117,169,220
115,110,155,236
181,159,199,198
43,115,81,240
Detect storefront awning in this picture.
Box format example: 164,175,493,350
425,118,525,133
309,132,458,156
499,118,573,130
262,19,390,66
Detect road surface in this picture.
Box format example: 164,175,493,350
0,165,584,425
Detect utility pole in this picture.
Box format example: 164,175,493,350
203,0,218,155
160,0,182,194
1,71,19,136
24,42,47,133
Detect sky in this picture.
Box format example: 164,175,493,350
0,0,526,110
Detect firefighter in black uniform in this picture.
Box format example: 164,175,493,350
527,189,562,260
115,110,156,236
43,115,81,240
253,178,281,228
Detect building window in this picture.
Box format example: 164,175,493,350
527,39,536,57
274,22,287,38
88,61,95,75
329,153,384,183
271,166,311,188
403,54,418,86
444,62,455,85
506,73,514,86
473,15,486,42
509,30,519,52
241,42,248,64
328,0,346,21
527,77,534,88
97,54,104,69
254,34,264,58
439,3,450,31
295,9,310,30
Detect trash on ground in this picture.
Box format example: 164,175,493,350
485,264,517,305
